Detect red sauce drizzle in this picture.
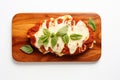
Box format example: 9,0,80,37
27,23,41,37
40,45,46,53
57,19,63,24
46,20,50,28
61,44,70,55
48,47,53,52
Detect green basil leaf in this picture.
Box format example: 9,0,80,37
62,34,69,44
50,33,55,38
43,28,50,36
20,45,33,54
38,35,49,45
88,18,96,32
70,34,82,40
43,38,49,46
38,35,48,43
56,25,68,36
51,34,58,48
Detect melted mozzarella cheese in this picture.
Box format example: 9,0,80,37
34,20,47,50
34,15,89,55
67,21,89,54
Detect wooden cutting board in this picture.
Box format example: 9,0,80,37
12,13,101,62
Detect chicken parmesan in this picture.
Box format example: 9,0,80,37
27,15,95,56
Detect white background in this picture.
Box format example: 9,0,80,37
0,0,120,80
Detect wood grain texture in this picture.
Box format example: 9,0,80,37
12,13,101,62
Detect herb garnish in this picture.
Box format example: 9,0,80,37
20,45,33,54
70,34,82,40
88,18,96,32
38,25,83,48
